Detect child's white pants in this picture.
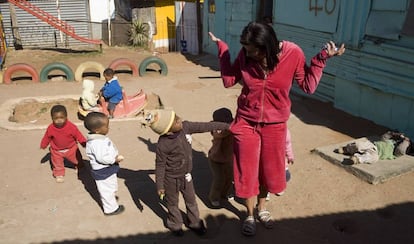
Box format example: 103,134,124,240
96,174,119,214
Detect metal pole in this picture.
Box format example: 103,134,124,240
108,0,111,46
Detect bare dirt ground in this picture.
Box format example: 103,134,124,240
0,45,413,244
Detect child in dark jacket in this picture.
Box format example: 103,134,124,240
207,107,234,207
140,109,230,237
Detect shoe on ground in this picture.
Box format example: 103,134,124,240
189,220,207,236
172,229,184,237
55,176,64,183
104,205,125,216
275,191,285,196
265,193,270,201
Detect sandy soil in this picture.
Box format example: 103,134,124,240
0,45,413,244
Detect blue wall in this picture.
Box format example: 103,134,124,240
203,0,414,138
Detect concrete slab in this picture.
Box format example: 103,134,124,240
312,137,414,184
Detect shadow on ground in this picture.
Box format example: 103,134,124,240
49,202,414,244
290,92,390,139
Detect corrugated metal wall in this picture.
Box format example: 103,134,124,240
0,0,93,49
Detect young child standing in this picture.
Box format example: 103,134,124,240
266,128,294,200
83,112,125,216
140,109,230,236
207,107,234,207
99,68,123,119
40,104,86,183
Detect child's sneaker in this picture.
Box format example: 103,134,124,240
265,192,270,201
104,205,125,216
55,176,64,183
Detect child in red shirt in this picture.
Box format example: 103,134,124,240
40,105,86,183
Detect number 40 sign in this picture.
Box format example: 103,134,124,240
309,0,337,16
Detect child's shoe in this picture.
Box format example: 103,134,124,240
265,192,270,201
55,176,64,183
104,205,125,216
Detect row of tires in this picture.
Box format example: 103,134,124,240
0,56,168,84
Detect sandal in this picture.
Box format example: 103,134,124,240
241,216,256,236
257,209,273,229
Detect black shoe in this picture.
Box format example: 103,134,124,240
190,220,207,236
172,229,184,237
104,205,125,216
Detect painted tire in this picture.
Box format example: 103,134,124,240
139,56,168,76
39,62,74,82
3,63,39,84
109,58,138,77
75,61,105,81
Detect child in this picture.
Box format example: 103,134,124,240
84,112,125,216
40,104,86,183
266,128,294,200
99,68,123,119
140,109,230,236
80,79,100,112
207,107,234,207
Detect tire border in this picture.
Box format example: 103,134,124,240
3,63,39,84
109,58,138,77
138,56,168,76
75,61,105,82
39,62,74,82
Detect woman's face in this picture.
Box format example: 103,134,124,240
243,44,265,62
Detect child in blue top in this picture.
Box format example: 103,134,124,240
99,68,123,119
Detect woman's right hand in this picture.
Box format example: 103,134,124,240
208,32,220,42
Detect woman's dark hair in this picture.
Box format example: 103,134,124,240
240,21,280,70
51,104,67,117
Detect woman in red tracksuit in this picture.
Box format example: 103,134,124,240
209,21,345,236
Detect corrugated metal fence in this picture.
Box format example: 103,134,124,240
0,0,93,49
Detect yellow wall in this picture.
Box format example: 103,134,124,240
153,0,201,44
153,1,175,42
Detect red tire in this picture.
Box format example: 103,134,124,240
108,58,138,77
3,63,39,84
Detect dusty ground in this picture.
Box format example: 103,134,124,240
0,45,413,244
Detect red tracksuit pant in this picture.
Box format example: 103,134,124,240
230,117,287,198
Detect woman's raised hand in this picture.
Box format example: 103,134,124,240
325,41,346,57
208,32,220,42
